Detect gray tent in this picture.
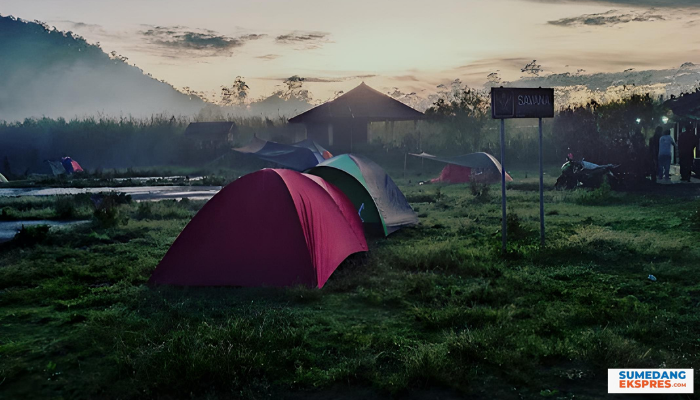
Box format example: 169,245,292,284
409,152,512,184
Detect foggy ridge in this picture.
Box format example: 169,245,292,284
0,16,206,122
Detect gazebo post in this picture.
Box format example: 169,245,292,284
390,121,395,146
404,153,407,178
350,123,354,153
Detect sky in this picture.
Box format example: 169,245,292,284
3,0,700,103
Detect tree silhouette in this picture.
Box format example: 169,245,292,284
220,76,249,106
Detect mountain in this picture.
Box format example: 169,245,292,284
0,16,206,122
248,94,313,118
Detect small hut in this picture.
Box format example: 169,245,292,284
288,83,424,151
185,122,236,149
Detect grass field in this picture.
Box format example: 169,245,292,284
1,169,699,399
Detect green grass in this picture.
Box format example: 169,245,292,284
1,173,699,399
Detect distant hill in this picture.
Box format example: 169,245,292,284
248,94,313,118
0,16,206,122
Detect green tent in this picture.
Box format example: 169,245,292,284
307,154,418,236
0,172,7,183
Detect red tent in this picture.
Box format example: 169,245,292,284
430,164,513,184
70,160,84,173
60,157,84,174
149,169,367,288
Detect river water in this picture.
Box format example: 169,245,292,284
0,220,90,243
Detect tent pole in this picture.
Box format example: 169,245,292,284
415,120,420,152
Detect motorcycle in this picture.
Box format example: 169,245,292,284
555,154,620,190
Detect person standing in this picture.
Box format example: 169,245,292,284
678,124,698,182
630,128,647,182
658,129,677,182
649,126,662,183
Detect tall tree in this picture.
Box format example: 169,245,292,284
220,76,249,106
425,82,491,153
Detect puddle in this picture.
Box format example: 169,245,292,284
0,220,89,243
111,176,204,183
0,186,221,202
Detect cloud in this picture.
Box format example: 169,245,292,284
528,0,700,7
141,26,264,57
304,74,376,82
506,62,700,93
261,74,376,83
392,75,421,82
50,20,122,41
275,31,331,49
454,57,537,81
62,20,102,30
256,54,281,61
548,9,666,27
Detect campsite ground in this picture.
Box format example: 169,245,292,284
1,168,699,399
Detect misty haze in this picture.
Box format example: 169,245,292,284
1,1,700,399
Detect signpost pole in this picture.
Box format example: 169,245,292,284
491,87,554,253
539,117,545,246
500,118,507,253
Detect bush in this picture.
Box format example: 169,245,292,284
54,196,77,219
574,178,617,206
469,181,491,202
202,175,228,186
135,202,153,220
91,193,130,228
12,224,50,246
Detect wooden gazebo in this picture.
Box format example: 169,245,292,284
288,83,424,151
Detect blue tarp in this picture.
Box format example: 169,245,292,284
234,137,331,171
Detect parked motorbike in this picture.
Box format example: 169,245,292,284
555,154,620,190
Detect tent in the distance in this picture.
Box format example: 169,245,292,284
410,152,513,184
0,172,7,183
61,157,84,174
233,137,332,171
307,154,418,236
149,169,367,288
30,160,66,176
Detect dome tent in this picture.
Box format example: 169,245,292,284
149,169,367,288
410,152,513,184
307,154,418,236
234,137,332,171
29,160,65,176
61,157,84,174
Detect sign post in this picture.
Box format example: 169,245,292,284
539,117,545,246
500,118,507,252
491,87,554,252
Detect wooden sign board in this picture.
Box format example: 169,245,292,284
491,87,554,119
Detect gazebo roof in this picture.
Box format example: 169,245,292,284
289,82,425,124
